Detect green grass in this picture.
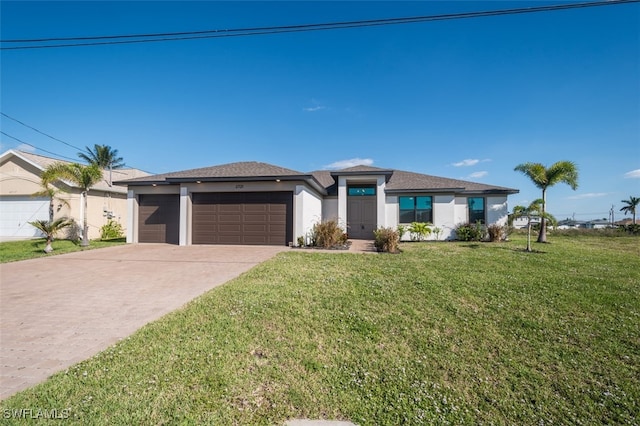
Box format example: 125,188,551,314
0,238,126,263
2,234,639,424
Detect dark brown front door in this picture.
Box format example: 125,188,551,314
192,192,293,245
347,196,377,239
138,194,180,244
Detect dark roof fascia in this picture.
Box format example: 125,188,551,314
114,180,170,187
385,188,465,194
118,175,328,195
330,169,394,182
461,189,520,195
385,188,519,195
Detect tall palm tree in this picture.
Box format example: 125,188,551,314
78,144,124,186
514,161,578,243
619,196,639,225
46,162,103,247
32,164,70,222
29,218,72,253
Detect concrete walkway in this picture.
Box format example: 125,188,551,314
0,244,287,400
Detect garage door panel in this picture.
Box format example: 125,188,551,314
138,194,179,244
192,192,292,246
0,197,49,238
245,214,268,222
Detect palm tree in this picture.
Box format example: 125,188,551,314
46,162,103,247
510,199,555,252
514,161,578,243
29,218,72,253
32,164,70,222
619,196,639,225
78,144,124,186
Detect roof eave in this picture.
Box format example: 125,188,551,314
330,169,394,182
114,175,328,195
385,187,465,194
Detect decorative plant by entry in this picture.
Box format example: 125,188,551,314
373,227,400,253
408,222,432,241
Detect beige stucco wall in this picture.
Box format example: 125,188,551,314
0,154,128,240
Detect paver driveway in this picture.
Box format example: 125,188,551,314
0,243,287,400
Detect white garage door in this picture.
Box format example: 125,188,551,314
0,196,49,238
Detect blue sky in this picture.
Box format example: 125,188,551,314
1,1,638,221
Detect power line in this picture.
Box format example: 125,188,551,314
1,112,85,151
1,0,637,50
0,131,80,162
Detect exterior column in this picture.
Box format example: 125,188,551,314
376,176,386,229
337,177,347,227
126,190,135,243
179,186,189,246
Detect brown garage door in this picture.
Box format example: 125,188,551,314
138,194,180,244
192,192,292,246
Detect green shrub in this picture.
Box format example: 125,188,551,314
100,220,124,240
373,227,400,253
487,224,507,242
310,220,347,248
408,222,432,241
455,222,485,242
622,224,640,235
396,224,408,240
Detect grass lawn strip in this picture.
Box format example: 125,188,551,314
1,234,638,424
0,238,126,263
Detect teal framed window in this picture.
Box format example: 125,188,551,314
468,197,485,224
348,186,376,196
399,196,433,223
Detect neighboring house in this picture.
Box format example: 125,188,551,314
117,161,518,246
584,219,612,229
0,149,149,240
556,219,585,230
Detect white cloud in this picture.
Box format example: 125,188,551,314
453,159,479,167
567,192,609,200
16,143,36,153
624,169,640,179
324,158,374,169
468,171,488,179
452,158,491,167
303,105,326,112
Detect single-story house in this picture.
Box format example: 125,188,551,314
116,161,518,246
0,149,149,240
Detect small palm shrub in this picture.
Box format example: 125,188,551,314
373,227,400,253
29,218,73,253
455,222,485,242
408,222,432,241
487,224,507,242
100,220,124,240
310,220,347,248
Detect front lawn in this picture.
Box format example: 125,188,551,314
2,234,638,424
0,238,126,263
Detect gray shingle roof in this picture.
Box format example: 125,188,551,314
312,166,517,195
119,161,305,184
116,160,517,195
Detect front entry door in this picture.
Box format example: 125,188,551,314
347,196,377,239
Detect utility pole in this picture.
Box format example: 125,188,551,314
610,204,615,227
